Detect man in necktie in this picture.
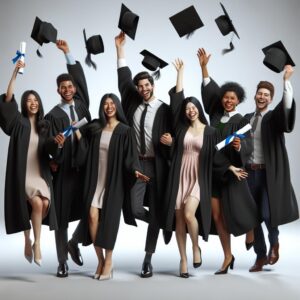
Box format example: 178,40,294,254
45,40,91,277
245,65,298,272
115,32,172,278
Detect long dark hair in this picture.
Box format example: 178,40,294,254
180,96,208,127
20,90,49,135
87,93,128,135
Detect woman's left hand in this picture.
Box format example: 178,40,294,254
160,133,172,146
229,165,248,181
135,171,150,182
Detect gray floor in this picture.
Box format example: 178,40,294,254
0,221,299,300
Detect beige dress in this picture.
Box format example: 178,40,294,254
91,130,112,209
175,130,203,210
25,125,50,201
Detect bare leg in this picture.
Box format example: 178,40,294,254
24,229,32,263
211,197,232,270
101,249,113,277
246,230,255,243
184,197,201,265
89,207,104,277
175,209,188,274
28,196,45,264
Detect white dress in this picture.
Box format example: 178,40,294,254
91,130,112,209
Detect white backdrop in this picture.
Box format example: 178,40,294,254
0,0,299,229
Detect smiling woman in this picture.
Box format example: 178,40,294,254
0,60,59,267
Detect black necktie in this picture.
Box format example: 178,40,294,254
70,104,76,122
140,103,149,155
251,112,261,132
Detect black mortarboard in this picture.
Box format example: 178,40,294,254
215,3,239,54
83,29,104,70
262,41,295,73
118,3,139,40
169,5,204,38
140,50,168,79
31,17,57,57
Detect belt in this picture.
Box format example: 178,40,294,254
246,163,266,170
139,156,155,161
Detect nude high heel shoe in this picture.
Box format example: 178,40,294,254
99,268,113,281
32,243,42,267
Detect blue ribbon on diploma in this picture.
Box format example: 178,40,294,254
225,132,245,146
12,50,25,64
63,125,77,138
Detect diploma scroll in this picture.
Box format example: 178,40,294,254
18,42,26,74
63,117,88,137
215,123,252,151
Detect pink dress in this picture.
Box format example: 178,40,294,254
25,125,50,201
175,130,203,210
91,130,112,209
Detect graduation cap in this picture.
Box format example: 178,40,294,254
118,3,139,40
169,5,204,38
140,50,168,80
262,41,295,73
31,17,57,57
215,3,240,54
83,29,104,70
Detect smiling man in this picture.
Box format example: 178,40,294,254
245,65,299,272
45,40,91,278
115,31,172,278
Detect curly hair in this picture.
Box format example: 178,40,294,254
220,82,246,103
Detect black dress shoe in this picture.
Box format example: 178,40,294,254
67,241,83,266
163,230,172,245
57,262,69,278
140,262,153,278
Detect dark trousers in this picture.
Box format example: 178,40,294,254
55,223,82,264
247,169,279,259
131,159,160,254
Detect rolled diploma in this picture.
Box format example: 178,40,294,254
215,123,252,151
63,117,88,137
18,42,26,74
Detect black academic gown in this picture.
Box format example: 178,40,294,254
45,62,91,229
244,98,298,226
0,95,57,234
202,78,259,236
163,88,217,241
118,66,172,226
77,122,140,250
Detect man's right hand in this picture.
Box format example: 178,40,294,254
115,31,126,48
56,40,70,54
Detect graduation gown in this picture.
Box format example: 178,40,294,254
77,122,140,250
202,78,258,236
0,94,57,234
118,66,172,225
45,62,91,229
244,98,298,226
163,88,217,241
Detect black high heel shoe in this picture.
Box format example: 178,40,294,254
193,246,202,268
245,240,255,251
179,260,189,278
214,255,235,275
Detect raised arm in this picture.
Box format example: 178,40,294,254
115,31,126,60
115,31,140,114
5,60,25,102
57,39,90,109
271,65,296,133
197,48,211,80
173,58,184,93
169,59,185,125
